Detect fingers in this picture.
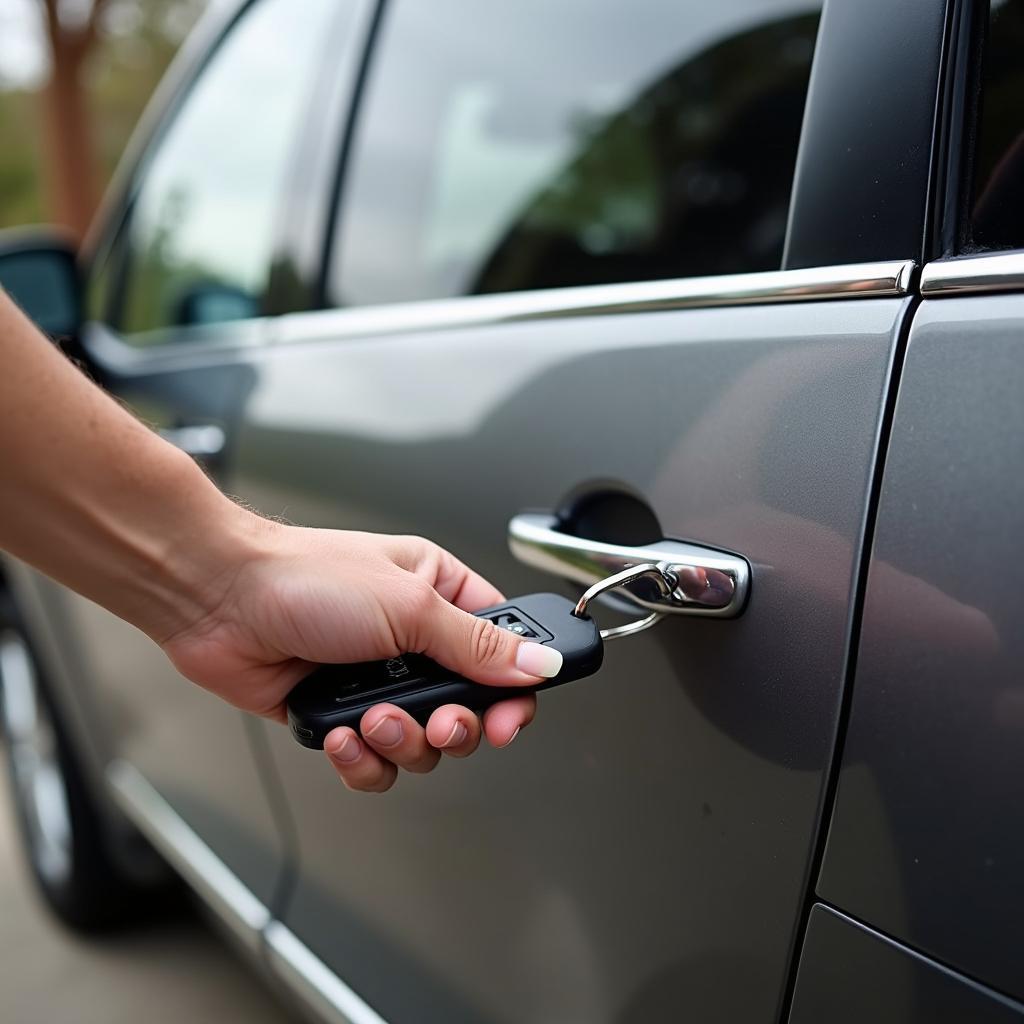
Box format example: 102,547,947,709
483,694,536,748
323,696,536,792
387,535,505,612
381,536,563,685
359,704,441,774
414,593,564,687
439,561,506,614
324,728,398,793
424,704,482,757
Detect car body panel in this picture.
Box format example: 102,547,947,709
228,293,907,1023
818,291,1024,1003
788,904,1024,1024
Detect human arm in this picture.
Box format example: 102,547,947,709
0,291,561,791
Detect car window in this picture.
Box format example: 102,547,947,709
969,0,1024,253
99,0,338,342
329,0,821,309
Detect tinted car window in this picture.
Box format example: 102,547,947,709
103,0,337,341
970,0,1024,252
330,0,820,308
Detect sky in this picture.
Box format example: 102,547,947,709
0,0,47,88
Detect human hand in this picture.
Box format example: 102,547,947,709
0,295,556,793
160,517,562,792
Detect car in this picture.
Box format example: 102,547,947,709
1,0,1023,1020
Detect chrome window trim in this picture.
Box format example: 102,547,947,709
81,261,914,368
105,759,390,1024
105,760,271,955
80,318,274,375
920,251,1024,296
278,260,916,346
265,921,390,1024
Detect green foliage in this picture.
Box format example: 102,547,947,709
0,89,45,226
0,0,204,230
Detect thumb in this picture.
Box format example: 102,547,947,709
419,594,563,686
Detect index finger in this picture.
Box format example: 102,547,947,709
423,546,506,612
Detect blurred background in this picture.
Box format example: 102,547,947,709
0,0,204,239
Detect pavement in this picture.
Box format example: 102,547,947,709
0,779,297,1023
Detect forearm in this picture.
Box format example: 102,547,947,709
0,290,254,642
0,293,547,789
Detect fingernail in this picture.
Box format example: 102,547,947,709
441,721,468,748
515,641,563,678
366,716,403,748
499,726,521,748
328,734,361,763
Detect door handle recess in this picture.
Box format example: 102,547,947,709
508,512,749,618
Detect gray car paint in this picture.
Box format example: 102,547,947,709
789,905,1024,1023
221,296,907,1023
817,293,1024,1003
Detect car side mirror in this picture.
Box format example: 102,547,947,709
0,228,82,339
173,281,259,328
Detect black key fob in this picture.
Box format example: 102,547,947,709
286,592,602,749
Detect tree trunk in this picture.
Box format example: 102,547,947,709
39,3,101,242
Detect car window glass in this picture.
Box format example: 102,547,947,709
330,0,821,308
969,0,1024,252
106,0,337,342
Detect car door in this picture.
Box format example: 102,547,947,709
793,1,1024,1018
36,0,362,920
224,1,949,1021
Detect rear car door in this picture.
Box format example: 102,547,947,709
229,1,950,1021
790,2,1024,1019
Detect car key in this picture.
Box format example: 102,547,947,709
286,564,677,749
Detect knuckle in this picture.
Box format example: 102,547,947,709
405,751,442,774
442,741,478,760
392,534,434,565
342,765,388,793
400,577,437,622
469,617,509,668
370,768,398,793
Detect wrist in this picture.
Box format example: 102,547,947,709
135,453,281,644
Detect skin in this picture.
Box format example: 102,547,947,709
0,290,562,792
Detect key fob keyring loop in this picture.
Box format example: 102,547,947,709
572,562,679,642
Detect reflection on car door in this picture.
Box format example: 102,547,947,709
223,1,926,1020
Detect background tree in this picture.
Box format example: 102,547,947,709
40,0,108,240
0,0,203,238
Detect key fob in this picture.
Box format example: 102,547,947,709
286,593,602,749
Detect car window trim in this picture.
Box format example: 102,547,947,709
920,250,1024,295
79,259,915,374
274,259,916,347
783,0,951,270
267,0,380,315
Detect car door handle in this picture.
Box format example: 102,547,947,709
507,512,750,618
158,424,226,459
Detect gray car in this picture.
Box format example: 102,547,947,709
1,0,1023,1021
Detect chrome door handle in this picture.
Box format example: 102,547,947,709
158,424,226,459
507,512,750,618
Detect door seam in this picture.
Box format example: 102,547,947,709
774,290,922,1022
